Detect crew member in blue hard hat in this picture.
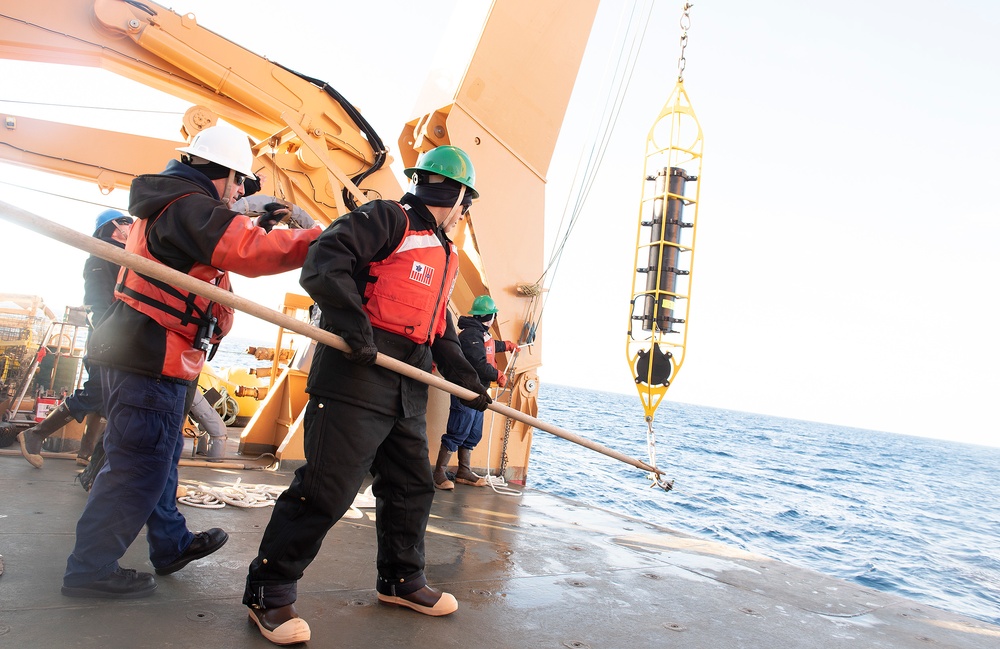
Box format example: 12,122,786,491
17,209,134,469
244,145,491,645
61,123,321,601
433,294,519,489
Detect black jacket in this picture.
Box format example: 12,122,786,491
82,235,125,326
301,193,483,417
455,315,515,389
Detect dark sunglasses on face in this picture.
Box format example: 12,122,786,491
233,172,247,185
114,217,133,226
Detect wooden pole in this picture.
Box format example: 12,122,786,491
0,200,664,477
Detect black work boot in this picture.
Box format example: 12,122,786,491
432,446,454,490
76,412,106,466
17,401,75,468
61,567,157,599
455,448,487,487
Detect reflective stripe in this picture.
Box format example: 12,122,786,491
396,233,442,254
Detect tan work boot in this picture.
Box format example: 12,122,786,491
17,402,76,468
455,448,488,487
432,446,454,490
76,412,106,466
248,604,311,645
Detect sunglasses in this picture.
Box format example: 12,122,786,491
233,172,247,185
114,217,134,226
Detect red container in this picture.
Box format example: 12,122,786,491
35,397,59,422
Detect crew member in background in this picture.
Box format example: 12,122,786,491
17,209,133,468
243,145,491,646
61,124,320,600
433,295,518,489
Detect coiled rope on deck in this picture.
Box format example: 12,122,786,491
177,478,285,509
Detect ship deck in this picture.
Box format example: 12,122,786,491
1,448,998,649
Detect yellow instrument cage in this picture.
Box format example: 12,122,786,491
625,79,703,421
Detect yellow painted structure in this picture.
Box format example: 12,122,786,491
0,0,600,482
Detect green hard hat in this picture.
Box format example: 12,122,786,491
404,145,479,199
469,295,498,316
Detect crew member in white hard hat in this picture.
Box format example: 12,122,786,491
61,124,321,600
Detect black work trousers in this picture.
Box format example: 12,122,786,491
244,395,435,608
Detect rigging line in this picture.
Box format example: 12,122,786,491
526,0,653,339
541,1,637,277
0,179,125,210
0,99,184,115
538,0,654,290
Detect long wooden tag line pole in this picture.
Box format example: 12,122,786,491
0,200,662,477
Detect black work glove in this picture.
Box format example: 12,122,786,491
344,343,379,366
258,202,291,233
460,386,492,412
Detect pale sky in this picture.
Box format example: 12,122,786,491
2,1,997,448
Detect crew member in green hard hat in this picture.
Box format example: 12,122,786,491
244,144,492,645
434,294,519,489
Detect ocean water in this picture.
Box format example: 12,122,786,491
213,339,1000,627
529,383,1000,628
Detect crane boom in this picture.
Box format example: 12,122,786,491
0,0,600,483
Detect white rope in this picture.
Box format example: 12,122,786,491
177,478,378,521
482,389,522,497
177,477,286,509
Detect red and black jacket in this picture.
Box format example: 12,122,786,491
87,160,319,382
455,315,515,389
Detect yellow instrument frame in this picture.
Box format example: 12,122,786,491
626,80,703,420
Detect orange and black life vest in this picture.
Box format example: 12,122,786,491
362,203,458,345
114,196,234,380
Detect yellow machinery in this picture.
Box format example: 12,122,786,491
625,4,702,489
0,0,601,482
0,293,55,412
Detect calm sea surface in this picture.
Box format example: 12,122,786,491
530,383,1000,628
215,340,1000,627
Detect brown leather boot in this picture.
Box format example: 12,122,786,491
76,412,106,466
432,446,454,490
455,448,488,487
17,401,76,468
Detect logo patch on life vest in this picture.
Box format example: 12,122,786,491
409,261,435,286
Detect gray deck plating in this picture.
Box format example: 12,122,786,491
1,451,997,648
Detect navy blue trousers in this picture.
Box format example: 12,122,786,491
244,396,435,608
63,366,194,586
440,395,484,452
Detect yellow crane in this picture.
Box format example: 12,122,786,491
0,0,603,483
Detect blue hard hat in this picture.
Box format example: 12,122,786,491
94,209,128,235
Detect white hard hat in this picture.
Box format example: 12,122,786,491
176,125,256,179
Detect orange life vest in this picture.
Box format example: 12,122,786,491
363,204,458,345
484,336,497,369
114,198,234,380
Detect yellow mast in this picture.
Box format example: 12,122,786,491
625,3,702,490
